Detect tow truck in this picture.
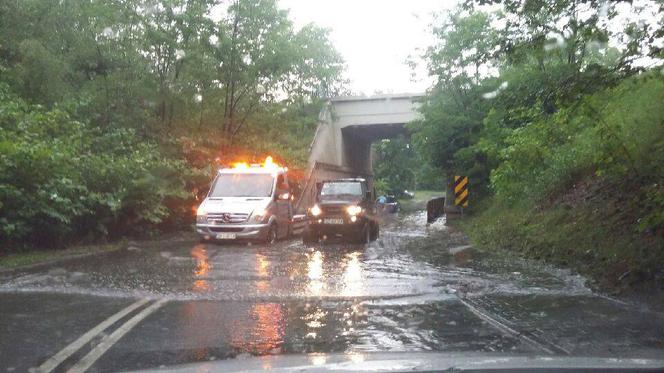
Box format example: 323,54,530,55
195,157,303,244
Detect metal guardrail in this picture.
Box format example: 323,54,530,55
426,197,446,223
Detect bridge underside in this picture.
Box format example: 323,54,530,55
343,123,408,142
296,94,423,212
342,123,409,175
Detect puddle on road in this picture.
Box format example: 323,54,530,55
1,211,593,302
96,295,530,372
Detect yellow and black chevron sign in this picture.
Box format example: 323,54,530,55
454,176,469,208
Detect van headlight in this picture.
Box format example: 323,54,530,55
250,208,269,223
196,205,207,224
346,205,362,216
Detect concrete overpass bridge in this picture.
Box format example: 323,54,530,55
296,93,425,212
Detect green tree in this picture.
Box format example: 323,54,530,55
0,0,346,249
408,9,497,194
410,1,661,196
216,0,344,146
373,136,418,197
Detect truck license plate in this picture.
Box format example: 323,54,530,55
216,233,236,239
324,218,344,225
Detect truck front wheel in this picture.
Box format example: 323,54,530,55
353,223,371,244
370,223,379,241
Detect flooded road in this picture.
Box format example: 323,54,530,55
1,212,663,372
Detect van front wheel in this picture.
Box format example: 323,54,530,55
265,223,277,245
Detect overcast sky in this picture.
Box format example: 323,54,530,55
279,0,457,95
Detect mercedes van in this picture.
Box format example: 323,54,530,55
195,157,293,244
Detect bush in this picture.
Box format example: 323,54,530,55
0,84,196,248
489,73,664,232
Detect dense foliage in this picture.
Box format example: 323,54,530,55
410,0,664,231
410,0,663,287
0,0,345,249
0,85,196,246
372,136,444,196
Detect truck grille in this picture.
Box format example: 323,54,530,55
321,206,344,215
206,213,249,224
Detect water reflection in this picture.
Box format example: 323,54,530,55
256,253,269,277
178,302,215,360
341,301,363,336
307,250,325,296
256,253,270,293
310,353,327,366
341,252,364,297
303,305,327,340
347,352,366,363
192,279,210,292
230,303,285,354
305,248,367,298
191,245,211,292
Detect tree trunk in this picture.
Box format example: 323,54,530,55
223,1,240,141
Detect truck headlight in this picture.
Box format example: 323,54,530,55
346,205,362,216
310,204,322,217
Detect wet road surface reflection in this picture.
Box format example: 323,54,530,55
1,212,663,371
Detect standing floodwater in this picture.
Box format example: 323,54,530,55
1,211,663,371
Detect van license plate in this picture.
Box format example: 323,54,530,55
216,233,236,239
324,218,344,225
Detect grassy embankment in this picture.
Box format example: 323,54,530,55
452,75,664,296
461,181,664,295
0,242,125,270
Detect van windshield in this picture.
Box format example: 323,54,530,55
210,173,274,198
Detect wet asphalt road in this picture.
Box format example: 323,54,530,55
1,211,664,372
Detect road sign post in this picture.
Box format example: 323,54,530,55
454,176,469,209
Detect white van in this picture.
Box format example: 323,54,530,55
195,158,293,244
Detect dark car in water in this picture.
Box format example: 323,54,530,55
377,195,400,213
303,178,379,243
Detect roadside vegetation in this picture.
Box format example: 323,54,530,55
408,0,664,292
0,0,345,251
0,242,124,270
398,190,445,213
372,136,444,197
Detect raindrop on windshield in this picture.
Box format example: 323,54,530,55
101,27,114,38
482,81,508,100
